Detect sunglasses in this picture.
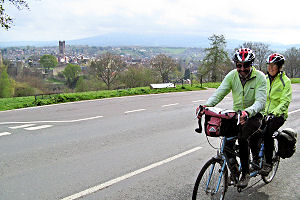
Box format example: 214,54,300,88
236,63,251,68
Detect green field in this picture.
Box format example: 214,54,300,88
161,47,187,54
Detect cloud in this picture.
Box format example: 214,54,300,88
1,0,300,44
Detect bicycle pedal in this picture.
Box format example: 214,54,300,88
251,172,258,177
205,188,212,193
228,180,234,186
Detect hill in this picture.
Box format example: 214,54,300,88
1,33,299,51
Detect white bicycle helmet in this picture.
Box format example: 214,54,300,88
266,53,285,67
232,48,255,63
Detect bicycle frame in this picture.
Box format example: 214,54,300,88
206,157,227,195
204,136,237,194
250,142,265,177
205,134,266,193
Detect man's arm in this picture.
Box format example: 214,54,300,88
205,71,233,107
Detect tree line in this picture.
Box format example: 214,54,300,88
1,34,300,98
65,35,300,93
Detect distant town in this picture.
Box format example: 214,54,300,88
1,41,206,79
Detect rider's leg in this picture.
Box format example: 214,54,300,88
237,114,262,188
225,140,239,171
249,131,261,161
224,124,240,184
249,114,265,164
237,136,250,188
223,119,239,170
249,131,262,171
264,116,285,164
226,140,239,183
261,116,285,175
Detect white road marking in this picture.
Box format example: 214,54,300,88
161,103,179,107
0,132,11,137
60,146,202,200
0,116,103,125
288,109,300,115
24,125,53,131
0,90,201,113
9,124,36,129
192,100,206,103
124,109,146,114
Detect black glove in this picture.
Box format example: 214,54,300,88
195,105,205,133
196,105,206,119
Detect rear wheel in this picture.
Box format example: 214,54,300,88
192,158,228,200
262,139,280,183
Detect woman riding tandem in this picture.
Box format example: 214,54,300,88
259,53,292,175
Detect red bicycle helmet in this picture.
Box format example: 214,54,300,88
266,53,285,65
232,48,255,63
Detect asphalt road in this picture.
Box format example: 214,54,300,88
0,85,299,200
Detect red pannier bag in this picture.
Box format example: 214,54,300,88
196,107,237,137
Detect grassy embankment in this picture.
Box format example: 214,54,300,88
291,78,300,84
0,82,220,111
1,78,299,112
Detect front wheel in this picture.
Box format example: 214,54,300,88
262,139,280,183
192,158,228,200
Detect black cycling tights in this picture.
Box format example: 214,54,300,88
264,116,285,164
226,113,262,176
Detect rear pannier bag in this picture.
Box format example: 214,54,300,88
196,107,237,137
275,128,297,159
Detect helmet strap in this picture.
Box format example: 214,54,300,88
267,71,280,81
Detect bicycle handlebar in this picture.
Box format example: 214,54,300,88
237,111,241,125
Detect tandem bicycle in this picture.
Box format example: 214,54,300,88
192,106,280,200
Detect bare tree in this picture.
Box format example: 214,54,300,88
241,42,271,72
284,47,300,78
150,54,177,83
90,52,126,90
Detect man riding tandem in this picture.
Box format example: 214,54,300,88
199,48,267,188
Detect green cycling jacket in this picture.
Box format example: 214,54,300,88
205,67,267,117
264,72,292,119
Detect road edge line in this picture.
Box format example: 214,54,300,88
61,146,202,200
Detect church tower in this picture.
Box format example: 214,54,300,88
59,41,65,56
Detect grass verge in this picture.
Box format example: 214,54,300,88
2,79,299,112
0,83,221,111
291,78,300,84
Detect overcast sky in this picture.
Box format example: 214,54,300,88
1,0,300,45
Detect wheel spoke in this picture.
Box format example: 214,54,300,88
192,158,227,200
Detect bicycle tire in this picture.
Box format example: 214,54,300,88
192,158,228,200
262,139,280,183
